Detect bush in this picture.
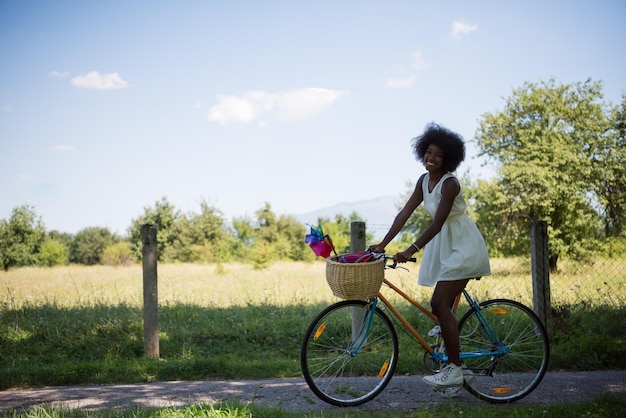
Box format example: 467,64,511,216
606,234,626,259
38,239,69,266
70,227,117,265
249,241,276,269
101,242,134,266
551,303,626,369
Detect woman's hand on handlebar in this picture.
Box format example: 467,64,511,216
393,249,414,263
368,244,415,263
368,244,415,264
368,244,385,254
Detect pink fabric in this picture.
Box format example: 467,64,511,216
309,240,333,258
338,251,375,263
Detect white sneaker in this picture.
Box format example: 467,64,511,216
422,363,464,389
440,365,473,398
462,364,474,384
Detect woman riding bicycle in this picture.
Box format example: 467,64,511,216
369,122,491,390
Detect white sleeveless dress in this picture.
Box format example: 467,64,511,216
418,173,491,287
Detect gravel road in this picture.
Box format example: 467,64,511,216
1,370,624,414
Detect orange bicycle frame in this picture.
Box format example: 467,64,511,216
377,278,462,354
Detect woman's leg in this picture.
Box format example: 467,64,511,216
430,279,470,365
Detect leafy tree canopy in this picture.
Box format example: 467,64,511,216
128,197,181,262
70,227,118,265
473,78,620,269
0,205,46,270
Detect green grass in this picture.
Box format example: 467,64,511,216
1,394,625,418
0,259,624,391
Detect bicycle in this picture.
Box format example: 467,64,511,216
300,254,550,406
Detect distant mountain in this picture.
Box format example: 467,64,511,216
291,195,400,239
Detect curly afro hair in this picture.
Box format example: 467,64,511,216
412,123,466,173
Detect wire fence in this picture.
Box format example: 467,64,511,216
475,256,626,309
361,222,626,312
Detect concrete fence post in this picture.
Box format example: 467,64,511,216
350,221,366,252
530,220,552,338
141,224,159,358
350,222,367,340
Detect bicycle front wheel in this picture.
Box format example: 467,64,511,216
458,299,550,403
300,300,398,407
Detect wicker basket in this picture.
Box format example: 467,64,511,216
326,255,385,300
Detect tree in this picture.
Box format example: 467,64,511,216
274,214,309,261
232,214,255,260
593,93,626,236
70,227,117,265
470,178,520,257
170,200,237,263
244,203,280,268
128,197,180,262
232,216,255,246
0,205,46,270
250,202,310,266
48,230,73,249
474,78,611,269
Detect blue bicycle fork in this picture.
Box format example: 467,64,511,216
346,300,379,356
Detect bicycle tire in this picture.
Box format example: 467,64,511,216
300,300,398,407
458,298,550,403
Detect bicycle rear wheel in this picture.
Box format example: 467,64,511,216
458,298,550,403
300,300,398,407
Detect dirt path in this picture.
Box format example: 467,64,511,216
1,371,624,414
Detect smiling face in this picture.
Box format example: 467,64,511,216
423,143,445,174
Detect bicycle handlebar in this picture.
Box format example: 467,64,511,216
375,253,416,270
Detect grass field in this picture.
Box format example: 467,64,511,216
3,257,624,308
1,258,625,391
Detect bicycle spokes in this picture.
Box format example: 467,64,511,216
458,299,549,403
301,300,399,407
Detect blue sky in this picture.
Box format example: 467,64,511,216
1,0,625,236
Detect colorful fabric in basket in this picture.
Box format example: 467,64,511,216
338,251,376,264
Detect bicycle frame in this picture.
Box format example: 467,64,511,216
362,278,509,365
301,259,550,406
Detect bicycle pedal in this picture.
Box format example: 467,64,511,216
428,325,441,337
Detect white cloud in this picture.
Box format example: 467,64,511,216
51,144,75,152
385,50,430,88
450,20,478,40
411,51,430,70
208,92,272,125
274,88,344,121
385,74,416,88
208,88,344,126
71,71,128,90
